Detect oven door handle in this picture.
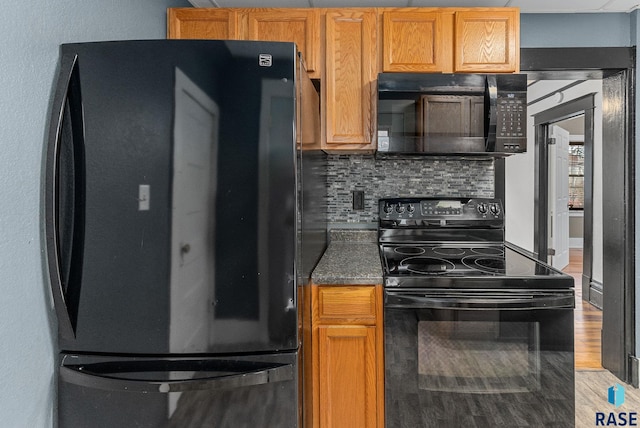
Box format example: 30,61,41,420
385,292,575,310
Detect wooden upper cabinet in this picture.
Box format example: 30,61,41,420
246,9,320,77
454,9,520,73
167,9,238,40
323,9,377,152
167,7,520,153
382,10,446,73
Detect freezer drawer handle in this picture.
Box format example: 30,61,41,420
60,360,294,393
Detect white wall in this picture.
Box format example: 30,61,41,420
505,80,603,281
0,1,188,426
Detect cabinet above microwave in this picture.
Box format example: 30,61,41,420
377,73,527,156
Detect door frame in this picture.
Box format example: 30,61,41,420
546,123,571,270
500,47,636,383
533,95,596,303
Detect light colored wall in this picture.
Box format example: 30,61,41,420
0,1,188,426
520,13,631,47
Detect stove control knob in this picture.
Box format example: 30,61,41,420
383,203,394,214
395,203,405,214
489,204,501,215
406,204,415,214
477,203,488,214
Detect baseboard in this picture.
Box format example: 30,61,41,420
630,355,639,388
589,279,603,309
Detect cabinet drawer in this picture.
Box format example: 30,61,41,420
316,286,377,323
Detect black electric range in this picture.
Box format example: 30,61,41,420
379,197,576,428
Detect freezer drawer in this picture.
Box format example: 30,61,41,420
58,352,298,428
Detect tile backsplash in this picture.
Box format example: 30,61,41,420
327,154,495,223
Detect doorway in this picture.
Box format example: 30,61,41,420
533,96,602,372
533,94,599,307
500,47,635,384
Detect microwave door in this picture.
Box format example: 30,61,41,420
377,73,527,155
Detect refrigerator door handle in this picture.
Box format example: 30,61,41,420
45,53,86,340
60,361,294,393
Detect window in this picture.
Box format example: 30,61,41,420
568,143,584,209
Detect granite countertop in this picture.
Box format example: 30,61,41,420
311,229,384,285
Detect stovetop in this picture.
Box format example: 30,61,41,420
378,197,574,289
380,242,573,288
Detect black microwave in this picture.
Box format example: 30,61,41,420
377,73,527,156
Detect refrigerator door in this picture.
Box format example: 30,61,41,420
45,40,302,355
58,353,298,427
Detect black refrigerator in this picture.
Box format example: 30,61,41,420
44,40,326,427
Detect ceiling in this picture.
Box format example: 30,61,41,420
189,0,640,13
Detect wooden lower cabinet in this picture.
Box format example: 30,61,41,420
305,285,384,428
318,325,377,428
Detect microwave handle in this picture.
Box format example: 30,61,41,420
485,75,498,152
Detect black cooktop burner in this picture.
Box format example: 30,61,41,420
470,247,504,256
432,247,466,256
394,246,426,256
399,257,456,275
462,255,506,274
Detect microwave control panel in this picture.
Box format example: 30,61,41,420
496,92,527,153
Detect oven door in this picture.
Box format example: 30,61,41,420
384,289,575,428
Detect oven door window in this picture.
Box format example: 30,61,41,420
417,319,539,394
385,307,574,427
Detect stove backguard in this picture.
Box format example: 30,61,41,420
378,197,504,244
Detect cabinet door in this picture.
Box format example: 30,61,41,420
247,9,320,77
324,10,377,151
167,9,238,40
454,9,519,73
382,11,445,73
318,325,377,428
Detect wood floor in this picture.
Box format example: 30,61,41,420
563,248,603,370
561,249,631,427
576,369,640,427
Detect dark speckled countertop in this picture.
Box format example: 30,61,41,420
311,229,383,285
